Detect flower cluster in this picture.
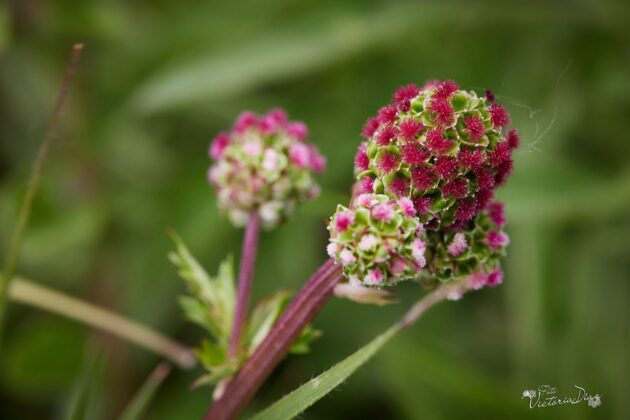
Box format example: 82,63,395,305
327,194,426,287
419,200,509,299
354,80,520,229
208,109,325,228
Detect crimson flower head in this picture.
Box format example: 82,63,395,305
208,109,325,229
355,80,520,229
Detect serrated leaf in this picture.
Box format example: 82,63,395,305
251,325,401,420
169,231,235,342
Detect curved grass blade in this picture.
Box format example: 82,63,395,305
250,325,401,420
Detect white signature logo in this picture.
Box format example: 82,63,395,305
521,385,602,408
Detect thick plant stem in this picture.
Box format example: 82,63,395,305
206,258,343,420
9,277,196,369
0,44,84,338
228,211,261,357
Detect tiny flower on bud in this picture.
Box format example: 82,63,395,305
208,109,325,229
447,232,468,256
486,268,504,287
486,230,510,250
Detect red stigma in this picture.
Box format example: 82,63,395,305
376,124,399,146
433,80,459,100
458,149,485,170
389,177,410,196
506,129,520,149
411,166,436,190
377,104,399,125
361,117,380,138
443,178,468,199
433,157,459,180
424,129,452,155
401,143,428,165
429,99,455,126
489,104,510,128
393,83,420,104
377,151,400,174
354,143,370,171
399,119,424,140
464,116,485,141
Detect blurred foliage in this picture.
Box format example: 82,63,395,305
1,0,629,419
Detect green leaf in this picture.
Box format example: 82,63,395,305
251,325,401,420
169,231,235,342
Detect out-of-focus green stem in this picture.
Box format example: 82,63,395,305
119,362,172,420
0,43,84,339
9,277,196,369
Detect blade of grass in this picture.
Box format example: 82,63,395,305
250,285,451,420
9,277,196,369
118,363,171,420
0,43,84,340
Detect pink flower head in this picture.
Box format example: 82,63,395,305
390,256,408,276
364,268,384,285
455,199,475,222
411,166,436,190
354,193,374,208
359,177,374,194
443,178,468,199
289,143,311,168
286,121,308,140
362,117,380,138
489,104,510,128
234,111,259,133
424,129,453,155
475,168,496,191
506,128,520,149
393,83,420,104
448,232,468,256
376,124,399,146
475,188,494,211
432,80,459,100
354,143,370,171
486,230,509,250
411,238,426,266
327,242,341,258
358,234,379,251
413,197,432,215
335,210,355,232
489,141,511,167
467,271,487,290
433,157,459,180
210,132,230,160
486,268,503,287
458,149,485,170
429,99,455,126
371,201,395,222
309,146,326,172
494,159,513,186
488,201,506,228
389,177,410,197
464,116,485,141
401,143,428,165
339,249,357,265
399,119,424,140
377,104,399,125
377,151,400,174
397,197,416,217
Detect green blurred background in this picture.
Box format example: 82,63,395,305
1,0,629,418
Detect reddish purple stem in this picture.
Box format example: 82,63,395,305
206,258,344,420
228,212,261,358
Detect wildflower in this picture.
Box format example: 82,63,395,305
356,80,520,228
328,194,427,286
208,109,325,229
